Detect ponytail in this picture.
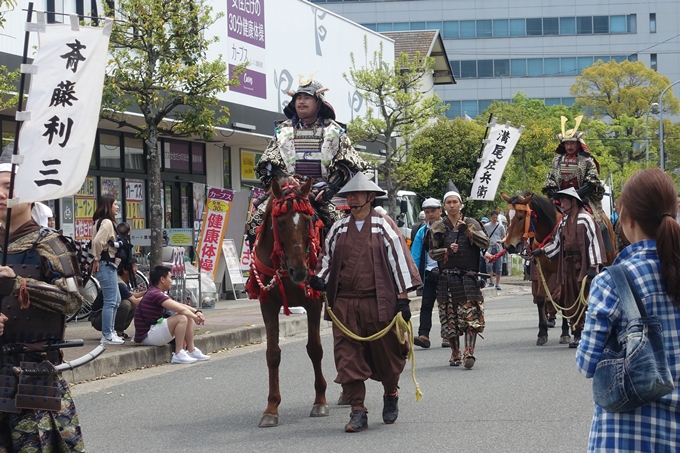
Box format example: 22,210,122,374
655,215,680,305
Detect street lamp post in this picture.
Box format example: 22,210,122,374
646,102,660,166
659,79,680,171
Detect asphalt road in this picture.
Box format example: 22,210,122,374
72,293,596,453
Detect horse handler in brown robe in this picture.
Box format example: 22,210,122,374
310,172,421,433
532,187,605,348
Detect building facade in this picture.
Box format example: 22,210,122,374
313,0,680,118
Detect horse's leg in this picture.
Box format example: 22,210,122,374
536,296,548,346
259,301,282,428
306,297,329,417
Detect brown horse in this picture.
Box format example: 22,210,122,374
502,192,569,345
246,178,329,427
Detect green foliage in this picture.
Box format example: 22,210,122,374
570,59,680,179
344,37,447,217
102,0,246,140
410,117,485,216
100,0,245,266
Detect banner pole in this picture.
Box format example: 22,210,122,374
2,2,34,266
477,113,494,160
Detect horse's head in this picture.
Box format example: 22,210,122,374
269,178,315,284
502,192,533,255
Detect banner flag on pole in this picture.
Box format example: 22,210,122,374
15,15,112,203
196,188,234,278
468,121,524,201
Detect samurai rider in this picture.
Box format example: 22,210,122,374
0,162,86,452
542,115,614,257
245,74,367,247
428,181,489,369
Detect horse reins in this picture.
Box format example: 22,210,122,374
249,182,321,315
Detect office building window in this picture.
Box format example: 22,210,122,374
510,18,525,36
445,101,461,119
410,22,426,30
494,59,510,77
561,57,577,75
443,21,459,38
577,16,593,34
377,23,393,32
649,13,656,33
651,53,657,71
543,17,559,35
511,59,526,77
427,21,442,31
478,99,493,113
362,24,377,31
562,98,575,106
493,19,508,37
578,56,594,73
462,100,478,118
593,16,609,33
594,56,611,63
560,17,576,35
460,60,477,78
611,55,626,63
629,54,639,62
460,20,475,38
393,22,409,31
478,60,493,78
545,98,561,107
527,58,543,76
477,20,492,38
449,60,461,79
544,58,560,76
526,18,542,36
628,14,637,33
610,15,627,33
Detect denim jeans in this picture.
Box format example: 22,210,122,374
418,272,438,337
94,262,121,338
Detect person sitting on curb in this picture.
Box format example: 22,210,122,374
90,257,145,339
133,265,210,364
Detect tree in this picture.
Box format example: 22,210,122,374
570,59,680,168
101,0,246,266
344,39,447,219
0,0,19,114
410,117,486,217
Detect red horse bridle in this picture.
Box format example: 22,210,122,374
247,182,322,315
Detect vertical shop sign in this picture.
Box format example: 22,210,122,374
196,188,234,278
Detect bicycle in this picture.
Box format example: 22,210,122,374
67,274,100,323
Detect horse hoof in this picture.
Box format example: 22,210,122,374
258,414,279,428
559,335,571,344
547,320,556,328
536,335,548,346
310,404,330,417
337,392,350,406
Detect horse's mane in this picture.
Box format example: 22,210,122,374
263,178,309,218
508,192,557,227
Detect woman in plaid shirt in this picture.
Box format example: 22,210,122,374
576,168,680,452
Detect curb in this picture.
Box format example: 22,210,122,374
62,288,507,383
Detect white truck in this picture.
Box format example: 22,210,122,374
373,190,422,243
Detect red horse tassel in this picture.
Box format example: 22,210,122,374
248,188,321,316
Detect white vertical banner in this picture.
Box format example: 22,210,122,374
468,121,524,201
15,16,112,203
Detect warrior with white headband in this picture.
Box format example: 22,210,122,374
427,181,489,369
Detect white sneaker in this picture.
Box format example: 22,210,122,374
187,348,210,361
171,349,198,364
101,334,125,345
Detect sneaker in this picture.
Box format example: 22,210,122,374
382,392,399,424
345,410,368,432
101,334,125,345
496,285,501,290
171,349,198,364
187,348,210,361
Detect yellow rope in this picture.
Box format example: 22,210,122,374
323,294,423,402
536,259,589,320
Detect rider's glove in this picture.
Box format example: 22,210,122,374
396,298,411,322
586,266,598,279
309,275,326,292
531,248,543,257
